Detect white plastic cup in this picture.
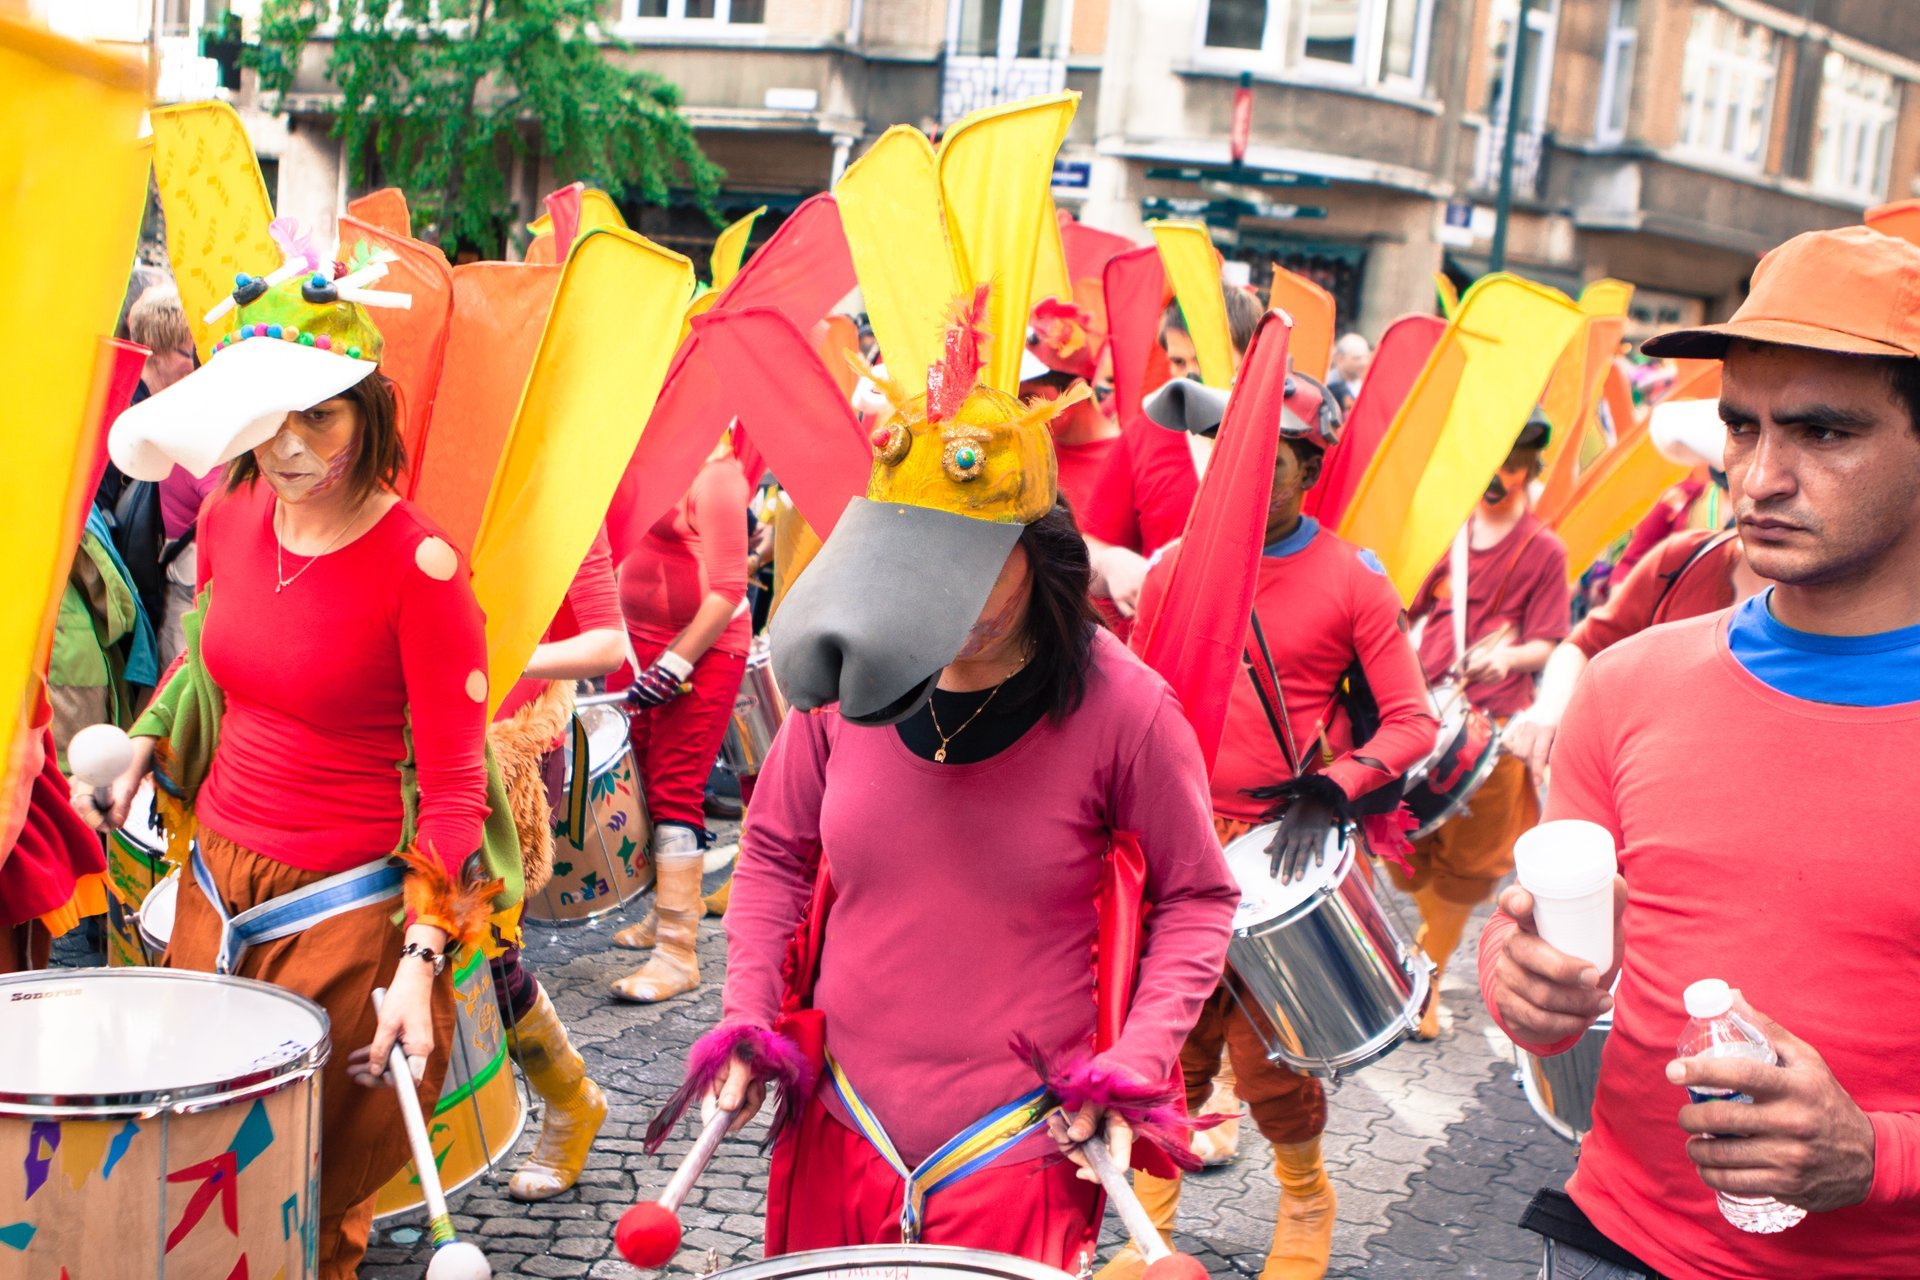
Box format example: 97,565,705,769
1513,819,1619,972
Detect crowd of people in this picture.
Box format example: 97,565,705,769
8,90,1920,1280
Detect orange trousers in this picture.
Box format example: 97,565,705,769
167,829,456,1280
1390,746,1538,904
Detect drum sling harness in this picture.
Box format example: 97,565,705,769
190,848,405,975
825,1052,1057,1243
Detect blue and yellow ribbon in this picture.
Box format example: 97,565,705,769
827,1054,1057,1242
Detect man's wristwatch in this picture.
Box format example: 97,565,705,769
398,941,448,976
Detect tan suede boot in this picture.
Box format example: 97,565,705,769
610,826,702,1003
1412,889,1477,1041
1262,1139,1336,1280
1093,1169,1182,1280
506,986,608,1201
612,909,657,950
1190,1056,1244,1166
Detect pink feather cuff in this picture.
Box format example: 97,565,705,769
644,1022,815,1153
1013,1035,1216,1173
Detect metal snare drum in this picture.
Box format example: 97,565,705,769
709,1245,1077,1280
106,781,180,967
1401,682,1502,840
1519,1008,1614,1143
527,703,654,925
1221,824,1431,1079
0,968,327,1277
137,871,180,959
722,636,789,779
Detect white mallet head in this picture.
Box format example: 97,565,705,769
425,1240,492,1280
67,724,133,789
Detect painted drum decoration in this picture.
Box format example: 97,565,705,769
721,636,789,780
105,782,177,967
371,947,529,1222
1221,824,1432,1080
0,969,327,1278
1400,682,1502,840
525,705,654,925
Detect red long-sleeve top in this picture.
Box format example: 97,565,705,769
721,630,1237,1166
619,454,751,660
1478,615,1920,1277
1078,413,1200,558
191,482,490,877
1412,513,1571,717
1136,521,1438,821
1568,528,1738,660
1054,434,1120,527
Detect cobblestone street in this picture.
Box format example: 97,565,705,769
352,854,1576,1280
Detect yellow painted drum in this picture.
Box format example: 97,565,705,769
105,782,176,967
524,705,653,924
371,948,528,1223
0,968,326,1277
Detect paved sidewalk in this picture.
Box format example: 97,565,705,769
353,876,1577,1280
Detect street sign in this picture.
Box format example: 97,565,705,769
1052,160,1091,191
1146,165,1330,189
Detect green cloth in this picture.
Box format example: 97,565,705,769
135,586,522,911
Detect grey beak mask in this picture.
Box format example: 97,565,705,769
1144,377,1231,437
768,497,1023,726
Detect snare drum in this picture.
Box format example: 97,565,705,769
105,782,176,967
711,1245,1076,1280
1401,683,1502,840
526,703,654,924
0,968,326,1277
722,636,789,779
1222,824,1432,1079
1519,1008,1614,1143
138,872,180,959
371,947,529,1222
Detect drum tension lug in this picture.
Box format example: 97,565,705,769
698,1246,722,1276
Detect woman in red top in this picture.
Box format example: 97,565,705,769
98,264,492,1278
609,434,753,1003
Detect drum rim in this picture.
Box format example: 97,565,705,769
135,872,180,954
1406,725,1505,841
0,969,331,1115
706,1244,1077,1280
1224,823,1357,931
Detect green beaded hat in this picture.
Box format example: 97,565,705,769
109,228,409,482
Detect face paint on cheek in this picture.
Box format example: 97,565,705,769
955,579,1025,660
306,442,354,498
1483,477,1509,505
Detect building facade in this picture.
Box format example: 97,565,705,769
33,0,1920,337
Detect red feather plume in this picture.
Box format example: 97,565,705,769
926,283,991,424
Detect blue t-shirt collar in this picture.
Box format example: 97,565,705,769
1263,516,1320,559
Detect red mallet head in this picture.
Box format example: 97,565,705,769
616,1201,683,1269
1142,1253,1208,1280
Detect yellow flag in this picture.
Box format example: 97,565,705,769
711,206,765,289
1433,272,1461,318
937,92,1079,392
1031,194,1072,311
1579,277,1633,318
835,125,954,396
1553,419,1691,584
1337,274,1584,602
471,229,695,713
579,189,628,235
1,17,148,832
150,101,280,362
1151,221,1233,388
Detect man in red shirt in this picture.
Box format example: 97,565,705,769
1480,225,1920,1279
1396,413,1570,1040
1081,287,1263,626
1118,376,1436,1280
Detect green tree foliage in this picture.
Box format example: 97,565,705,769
250,0,723,254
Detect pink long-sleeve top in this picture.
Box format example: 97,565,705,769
619,454,751,659
1478,614,1920,1277
192,482,490,877
722,629,1238,1166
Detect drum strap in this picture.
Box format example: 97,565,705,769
190,850,406,975
825,1052,1056,1243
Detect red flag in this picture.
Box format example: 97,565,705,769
1132,311,1291,769
545,182,585,259
690,308,868,538
606,195,855,564
1103,245,1171,425
1306,313,1443,527
85,337,148,511
1058,212,1136,292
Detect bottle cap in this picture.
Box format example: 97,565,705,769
1513,819,1618,898
1684,978,1732,1019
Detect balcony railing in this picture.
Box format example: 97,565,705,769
940,54,1067,126
1472,120,1548,200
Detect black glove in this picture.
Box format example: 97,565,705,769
1247,773,1353,884
629,653,693,708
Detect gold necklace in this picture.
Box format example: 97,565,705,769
927,649,1032,764
275,500,364,592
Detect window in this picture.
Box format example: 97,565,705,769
1813,51,1898,202
1676,7,1776,170
1196,0,1431,93
1483,0,1556,134
622,0,764,27
1595,0,1636,143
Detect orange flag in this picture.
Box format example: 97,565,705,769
336,213,455,471
1267,265,1335,380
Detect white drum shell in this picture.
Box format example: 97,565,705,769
711,1244,1076,1280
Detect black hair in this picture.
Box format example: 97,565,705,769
1281,436,1324,484
1013,501,1101,721
1880,355,1920,435
1021,367,1079,396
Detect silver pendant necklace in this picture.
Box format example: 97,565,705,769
275,500,363,592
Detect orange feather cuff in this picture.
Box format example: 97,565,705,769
399,845,503,950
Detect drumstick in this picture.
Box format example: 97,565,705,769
370,988,493,1280
1080,1134,1207,1280
616,1104,737,1268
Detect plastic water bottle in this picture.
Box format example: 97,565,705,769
1676,978,1806,1234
